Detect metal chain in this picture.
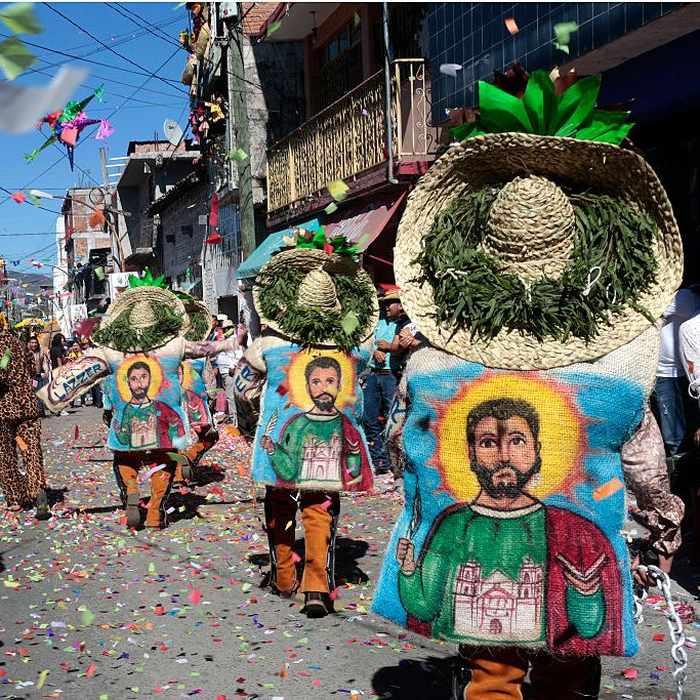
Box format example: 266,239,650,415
634,565,688,700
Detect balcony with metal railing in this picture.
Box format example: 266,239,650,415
266,59,440,215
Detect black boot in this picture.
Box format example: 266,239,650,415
302,592,330,618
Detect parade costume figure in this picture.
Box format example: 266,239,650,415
371,69,684,698
39,275,236,529
234,232,377,616
176,296,219,482
0,320,50,519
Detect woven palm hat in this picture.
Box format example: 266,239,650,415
99,286,189,352
254,247,379,346
395,132,683,369
181,295,214,342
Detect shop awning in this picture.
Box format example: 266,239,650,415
236,218,320,280
323,191,406,250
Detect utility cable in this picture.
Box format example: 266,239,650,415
0,46,183,209
112,2,269,96
45,4,189,95
0,33,186,94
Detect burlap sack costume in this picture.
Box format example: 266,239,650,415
234,232,378,494
372,70,682,657
38,273,235,528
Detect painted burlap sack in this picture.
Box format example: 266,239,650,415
245,335,373,493
180,357,213,429
41,338,193,453
371,69,683,658
373,328,659,656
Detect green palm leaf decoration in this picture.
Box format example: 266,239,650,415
451,70,633,145
128,267,167,289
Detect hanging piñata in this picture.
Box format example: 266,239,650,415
25,85,114,170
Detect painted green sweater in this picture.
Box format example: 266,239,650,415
269,413,361,484
398,504,604,643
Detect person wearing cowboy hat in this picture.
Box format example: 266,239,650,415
213,318,246,423
38,271,239,530
371,68,683,698
363,287,408,476
233,227,377,618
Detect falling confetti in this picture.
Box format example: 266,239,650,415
593,477,624,501
505,17,519,34
439,63,462,78
327,179,349,202
553,21,578,54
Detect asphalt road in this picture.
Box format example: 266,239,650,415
0,406,697,699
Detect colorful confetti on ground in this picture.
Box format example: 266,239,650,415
0,407,697,699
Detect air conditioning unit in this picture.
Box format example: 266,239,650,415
211,2,237,39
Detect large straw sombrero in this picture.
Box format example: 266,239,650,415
97,286,189,352
179,294,214,342
254,246,378,349
395,79,682,370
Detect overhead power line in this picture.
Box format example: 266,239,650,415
0,33,186,95
111,2,269,96
45,4,189,96
0,46,183,210
23,13,182,82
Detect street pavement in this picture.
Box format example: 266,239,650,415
0,406,697,699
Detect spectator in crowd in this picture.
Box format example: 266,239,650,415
27,335,50,418
213,320,247,423
49,333,66,370
651,286,700,461
364,288,406,475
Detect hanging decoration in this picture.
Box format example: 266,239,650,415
25,85,114,170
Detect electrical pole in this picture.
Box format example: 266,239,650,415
226,4,255,259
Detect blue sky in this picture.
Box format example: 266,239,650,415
0,2,191,276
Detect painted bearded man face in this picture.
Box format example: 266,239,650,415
466,398,542,500
305,357,341,413
127,363,152,402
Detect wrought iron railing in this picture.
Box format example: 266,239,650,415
267,59,438,213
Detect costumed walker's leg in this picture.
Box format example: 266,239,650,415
115,452,141,528
16,418,50,518
145,456,175,529
528,653,601,700
264,486,298,594
112,455,128,508
0,420,26,508
16,418,46,500
299,491,340,594
461,647,528,700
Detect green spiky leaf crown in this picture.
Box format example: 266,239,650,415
451,70,634,145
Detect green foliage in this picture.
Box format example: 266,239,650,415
128,268,167,289
417,187,659,343
93,303,184,352
451,70,633,145
257,267,375,352
185,309,211,341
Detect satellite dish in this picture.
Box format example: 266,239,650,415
163,119,184,146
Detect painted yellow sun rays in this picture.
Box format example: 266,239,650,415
116,355,165,402
435,372,586,502
286,349,357,410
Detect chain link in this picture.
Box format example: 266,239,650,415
634,565,688,700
